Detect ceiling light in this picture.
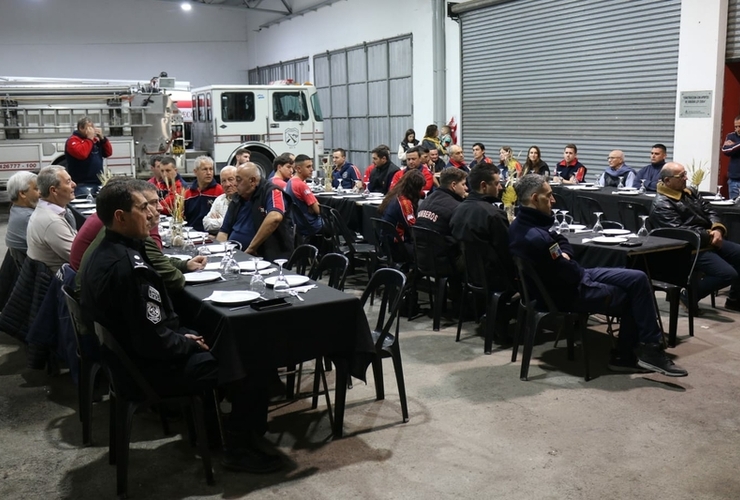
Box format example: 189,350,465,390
181,2,192,11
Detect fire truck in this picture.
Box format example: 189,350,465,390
191,81,325,176
0,76,185,202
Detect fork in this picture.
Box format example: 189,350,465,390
289,290,304,302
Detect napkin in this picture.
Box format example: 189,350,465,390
288,284,317,293
581,238,593,243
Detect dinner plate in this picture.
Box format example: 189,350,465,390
568,224,587,231
169,254,192,260
316,192,335,196
205,243,238,252
591,236,629,245
703,195,723,201
184,271,222,284
207,290,261,305
617,190,640,196
72,203,97,209
71,198,93,204
601,228,631,236
239,260,272,271
264,275,310,287
339,194,364,199
577,186,600,191
365,193,384,198
710,200,736,206
367,199,383,205
81,209,96,215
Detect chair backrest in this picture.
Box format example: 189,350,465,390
8,247,26,272
318,204,342,253
61,284,90,349
329,207,358,247
370,217,400,267
552,192,570,213
286,244,318,276
513,256,561,313
410,226,454,277
310,252,350,290
601,220,624,230
648,227,702,286
617,200,649,233
93,322,161,403
460,241,491,295
360,268,407,351
575,196,603,226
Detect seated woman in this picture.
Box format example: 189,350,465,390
522,145,550,177
377,170,425,264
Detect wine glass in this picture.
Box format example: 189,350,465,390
182,234,196,257
221,252,241,281
559,210,570,233
638,179,646,195
637,215,650,237
717,185,724,200
272,259,290,294
592,212,604,234
551,208,560,233
248,256,267,293
618,176,625,189
85,186,94,203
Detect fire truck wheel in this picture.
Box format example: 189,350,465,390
247,151,272,179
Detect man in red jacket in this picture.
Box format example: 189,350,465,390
64,117,112,196
390,146,434,194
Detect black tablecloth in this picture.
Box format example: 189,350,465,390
315,193,380,242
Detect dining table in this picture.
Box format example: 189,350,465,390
315,190,383,243
170,249,376,438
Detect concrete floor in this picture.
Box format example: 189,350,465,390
1,207,740,500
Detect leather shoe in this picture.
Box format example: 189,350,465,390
724,298,740,312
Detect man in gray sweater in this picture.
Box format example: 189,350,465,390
5,171,40,253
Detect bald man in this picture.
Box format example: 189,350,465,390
217,163,294,260
596,150,635,188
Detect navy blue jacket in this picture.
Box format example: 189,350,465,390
633,160,665,191
722,132,740,180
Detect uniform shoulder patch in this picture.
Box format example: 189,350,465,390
146,302,161,324
148,286,161,303
127,249,149,270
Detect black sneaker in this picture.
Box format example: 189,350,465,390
221,446,283,474
636,343,688,377
607,349,650,374
724,298,740,312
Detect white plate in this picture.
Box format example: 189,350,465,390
339,194,364,199
568,224,587,231
207,290,261,305
73,203,96,209
238,260,272,271
82,209,96,215
617,190,640,196
578,186,600,191
184,271,222,284
367,199,383,205
704,195,723,201
365,193,384,198
591,236,628,245
205,243,238,252
710,200,735,206
264,275,310,287
316,192,335,196
71,198,93,204
602,228,631,236
169,254,192,260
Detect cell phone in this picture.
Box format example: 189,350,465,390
620,241,643,247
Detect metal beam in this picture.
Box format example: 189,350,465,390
259,0,344,29
280,0,292,13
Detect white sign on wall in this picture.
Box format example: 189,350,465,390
679,90,713,118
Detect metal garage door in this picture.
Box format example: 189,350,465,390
313,35,413,170
728,0,740,60
456,0,681,182
248,57,310,84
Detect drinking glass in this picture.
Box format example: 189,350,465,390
559,210,570,233
618,176,625,189
272,259,290,294
249,256,267,293
221,253,241,281
551,208,560,233
592,212,604,234
637,215,650,237
182,235,196,257
717,185,724,200
85,186,94,203
638,179,646,195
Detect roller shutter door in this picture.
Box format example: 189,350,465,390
728,0,740,60
458,0,680,181
313,35,413,169
248,57,310,84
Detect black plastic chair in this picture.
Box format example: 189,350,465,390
601,220,624,230
361,268,409,423
323,205,376,276
575,196,604,227
617,200,650,233
410,226,456,331
512,256,591,381
286,244,318,276
648,228,702,346
457,241,517,354
61,285,101,447
552,192,569,213
93,322,215,497
370,217,404,270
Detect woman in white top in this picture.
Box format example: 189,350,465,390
202,166,237,233
397,129,419,167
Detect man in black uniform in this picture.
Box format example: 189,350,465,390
79,180,282,473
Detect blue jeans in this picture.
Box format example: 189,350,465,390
728,179,740,200
74,183,101,197
573,267,662,349
695,240,740,300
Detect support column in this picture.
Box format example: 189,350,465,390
432,0,447,127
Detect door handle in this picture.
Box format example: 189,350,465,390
270,123,279,128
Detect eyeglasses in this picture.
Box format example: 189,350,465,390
670,172,687,179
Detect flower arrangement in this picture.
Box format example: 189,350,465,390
322,158,334,191
686,159,709,189
163,177,186,223
97,168,115,186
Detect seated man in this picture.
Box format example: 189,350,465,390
366,146,400,194
285,154,324,243
446,144,468,172
79,180,281,473
184,156,224,232
554,143,586,184
5,171,40,255
202,166,237,234
510,174,687,376
389,146,434,193
417,167,467,265
217,163,294,261
26,166,78,272
153,156,185,216
75,180,206,292
596,150,635,187
649,162,740,311
632,144,667,191
269,153,294,189
231,147,251,167
449,163,515,291
146,155,163,185
331,148,362,190
467,142,494,170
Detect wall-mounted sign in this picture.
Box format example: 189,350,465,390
679,90,712,118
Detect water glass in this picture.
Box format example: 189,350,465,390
249,257,267,293
559,210,570,233
273,259,290,294
637,215,650,237
592,212,604,234
638,179,646,195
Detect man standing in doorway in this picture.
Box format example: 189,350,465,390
722,116,740,199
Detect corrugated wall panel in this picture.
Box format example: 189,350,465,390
729,0,740,60
460,0,680,181
247,57,310,84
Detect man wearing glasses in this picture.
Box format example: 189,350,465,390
596,150,635,188
650,162,740,312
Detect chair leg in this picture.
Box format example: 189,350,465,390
285,364,297,399
372,356,385,401
456,285,467,342
184,403,197,447
520,314,537,381
433,277,447,331
108,391,117,465
116,401,137,498
666,289,679,347
191,396,215,486
483,294,502,355
687,286,696,337
80,361,97,446
390,348,409,423
511,303,525,362
159,405,171,436
579,318,591,382
311,359,322,410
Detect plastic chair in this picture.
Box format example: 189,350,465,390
370,217,404,270
361,268,409,423
512,256,591,381
601,220,624,230
575,196,604,226
457,241,518,354
552,192,570,213
617,200,650,233
286,244,318,276
648,228,702,346
61,285,101,446
323,205,376,276
410,226,456,331
92,322,215,497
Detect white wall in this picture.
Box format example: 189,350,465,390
0,0,250,87
245,0,454,138
673,0,729,191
